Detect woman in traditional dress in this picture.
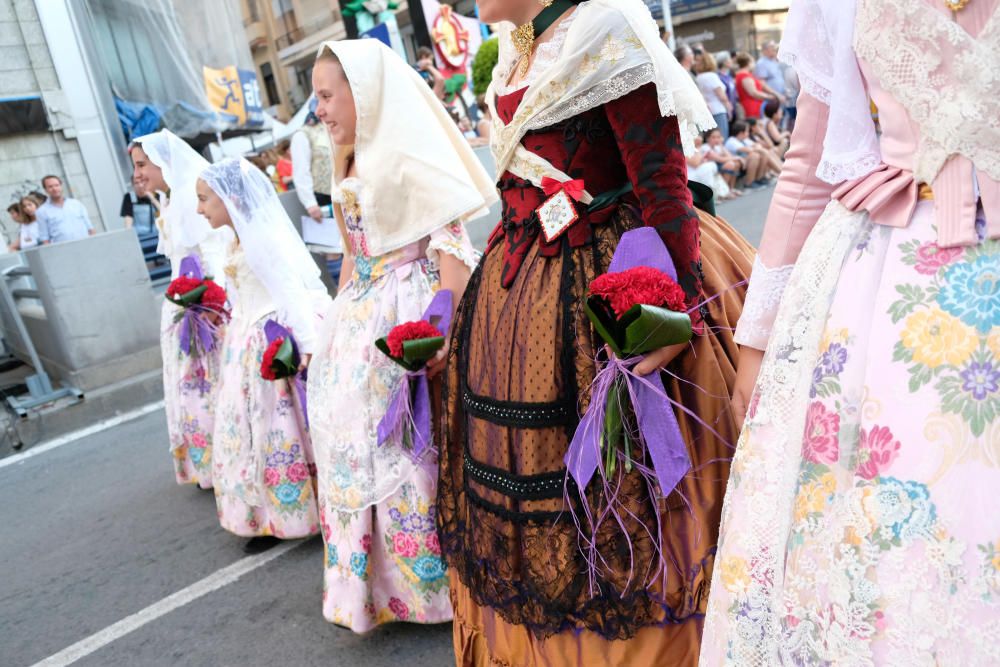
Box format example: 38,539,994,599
701,0,1000,664
437,1,755,664
307,39,492,631
194,157,329,552
131,131,230,489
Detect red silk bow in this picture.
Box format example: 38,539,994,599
541,177,586,201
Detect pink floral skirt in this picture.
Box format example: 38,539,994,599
319,475,452,633
703,202,1000,664
212,316,319,539
161,300,220,489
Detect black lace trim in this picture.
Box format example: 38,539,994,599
463,445,568,501
462,384,573,428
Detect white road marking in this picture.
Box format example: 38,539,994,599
30,540,306,667
0,400,165,471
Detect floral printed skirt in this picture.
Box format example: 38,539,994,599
212,316,319,539
702,201,1000,665
320,477,452,632
161,300,220,489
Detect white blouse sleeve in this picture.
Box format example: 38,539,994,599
426,222,480,272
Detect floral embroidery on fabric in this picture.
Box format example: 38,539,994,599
892,239,1000,435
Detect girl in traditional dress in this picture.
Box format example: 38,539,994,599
196,157,330,553
436,1,755,664
701,0,1000,664
131,131,230,489
307,39,492,631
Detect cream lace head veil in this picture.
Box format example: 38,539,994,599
199,157,327,353
134,129,215,252
316,39,498,257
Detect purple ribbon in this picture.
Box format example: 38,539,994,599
178,254,205,280
264,319,308,428
377,289,453,462
179,305,218,356
564,226,690,497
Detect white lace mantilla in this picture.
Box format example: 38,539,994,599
778,0,882,184
854,0,1000,184
489,0,715,177
733,256,795,351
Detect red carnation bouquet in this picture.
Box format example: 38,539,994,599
381,321,446,367
260,320,300,381
166,255,229,357
564,227,701,595
375,290,453,463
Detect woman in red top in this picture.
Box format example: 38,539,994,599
734,52,782,119
438,1,755,664
274,141,293,193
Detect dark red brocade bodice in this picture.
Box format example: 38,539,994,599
490,82,704,327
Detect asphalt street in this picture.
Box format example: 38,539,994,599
1,186,771,667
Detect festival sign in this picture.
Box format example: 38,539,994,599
203,66,265,127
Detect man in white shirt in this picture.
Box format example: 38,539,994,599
36,175,96,244
291,103,342,285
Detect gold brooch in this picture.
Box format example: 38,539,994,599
511,22,535,77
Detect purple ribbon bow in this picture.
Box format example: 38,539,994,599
178,254,205,280
264,319,308,428
564,227,691,498
377,289,454,462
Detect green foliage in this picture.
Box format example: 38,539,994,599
471,37,499,96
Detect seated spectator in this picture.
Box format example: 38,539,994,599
687,134,724,195
761,100,791,157
476,95,492,144
36,175,95,244
745,118,785,174
724,121,772,187
701,128,743,198
120,176,158,234
10,195,43,251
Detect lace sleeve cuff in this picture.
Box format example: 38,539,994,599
733,256,795,350
427,222,481,272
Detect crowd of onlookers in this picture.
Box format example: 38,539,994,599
674,40,797,200
4,175,97,253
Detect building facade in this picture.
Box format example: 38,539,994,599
670,0,790,54
0,0,124,245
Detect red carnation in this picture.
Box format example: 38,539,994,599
386,321,444,358
166,276,202,299
589,266,686,318
261,337,283,380
201,280,227,312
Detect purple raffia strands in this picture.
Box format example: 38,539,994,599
177,304,221,357
376,289,453,465
562,226,734,594
263,319,309,428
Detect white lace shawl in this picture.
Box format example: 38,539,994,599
780,0,881,184
488,0,715,191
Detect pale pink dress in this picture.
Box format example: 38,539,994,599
702,0,1000,664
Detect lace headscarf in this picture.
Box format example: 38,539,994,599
134,130,218,253
199,158,327,353
779,0,881,183
316,39,498,257
489,0,715,181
